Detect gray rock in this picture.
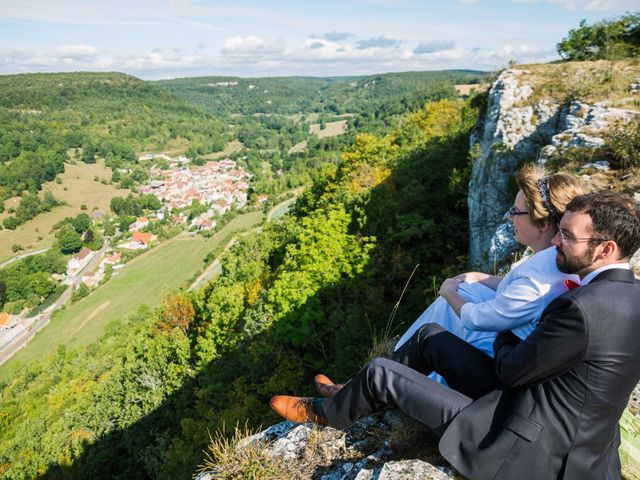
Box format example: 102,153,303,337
266,423,313,461
579,160,610,172
377,460,455,479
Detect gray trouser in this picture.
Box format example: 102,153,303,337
315,323,501,435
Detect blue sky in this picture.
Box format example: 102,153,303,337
0,0,636,79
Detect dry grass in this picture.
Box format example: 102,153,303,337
288,140,308,154
201,140,244,160
0,159,124,262
365,336,397,363
309,120,348,139
197,424,309,480
516,60,640,110
454,84,489,96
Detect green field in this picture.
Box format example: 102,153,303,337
0,210,264,380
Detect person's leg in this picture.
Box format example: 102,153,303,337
392,323,500,399
314,357,473,435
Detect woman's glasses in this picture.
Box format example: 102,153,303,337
505,206,529,219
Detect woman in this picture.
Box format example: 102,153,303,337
394,164,583,370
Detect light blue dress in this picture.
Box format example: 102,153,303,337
394,246,579,383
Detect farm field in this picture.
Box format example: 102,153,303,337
0,160,124,262
0,210,264,380
201,140,244,160
309,120,348,138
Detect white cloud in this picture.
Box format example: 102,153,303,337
0,37,561,78
53,44,100,60
221,35,285,58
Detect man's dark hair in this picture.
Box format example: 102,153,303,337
566,191,640,259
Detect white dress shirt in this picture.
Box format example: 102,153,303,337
395,246,580,359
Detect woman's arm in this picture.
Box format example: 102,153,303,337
453,271,502,290
439,278,468,317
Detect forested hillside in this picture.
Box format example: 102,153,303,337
157,70,484,117
0,93,480,478
0,72,227,200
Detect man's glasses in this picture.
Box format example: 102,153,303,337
557,228,609,244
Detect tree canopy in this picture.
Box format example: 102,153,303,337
557,12,640,61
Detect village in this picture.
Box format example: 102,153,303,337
0,157,252,360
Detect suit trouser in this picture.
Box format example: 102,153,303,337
314,323,501,434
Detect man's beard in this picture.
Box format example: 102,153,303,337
555,244,597,274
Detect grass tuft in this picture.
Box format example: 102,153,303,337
197,423,307,480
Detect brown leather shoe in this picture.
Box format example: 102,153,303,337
270,396,327,425
314,374,344,398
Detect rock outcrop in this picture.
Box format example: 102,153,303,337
468,68,638,271
196,411,458,480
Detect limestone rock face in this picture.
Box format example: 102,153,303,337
468,69,638,271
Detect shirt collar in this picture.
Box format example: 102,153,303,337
581,262,631,286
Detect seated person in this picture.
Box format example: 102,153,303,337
395,165,583,378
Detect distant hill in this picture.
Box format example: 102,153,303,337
0,71,226,198
156,70,489,116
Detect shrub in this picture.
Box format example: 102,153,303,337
603,117,640,170
71,283,90,303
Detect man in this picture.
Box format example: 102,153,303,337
271,191,640,479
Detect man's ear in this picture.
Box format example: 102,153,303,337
598,240,620,261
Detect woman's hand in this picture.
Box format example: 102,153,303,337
453,271,490,283
452,271,502,290
439,277,463,297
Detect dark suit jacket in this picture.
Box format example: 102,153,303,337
439,268,640,480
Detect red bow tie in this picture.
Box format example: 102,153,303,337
565,279,580,290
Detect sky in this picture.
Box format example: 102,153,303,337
0,0,637,80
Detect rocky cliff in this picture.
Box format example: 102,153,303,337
468,62,639,270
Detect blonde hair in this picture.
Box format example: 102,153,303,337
515,164,583,228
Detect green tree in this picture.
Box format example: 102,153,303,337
72,213,92,234
104,222,116,236
81,144,98,164
15,193,41,224
140,194,161,211
71,283,90,302
557,13,640,60
2,216,18,230
28,272,56,298
57,228,83,254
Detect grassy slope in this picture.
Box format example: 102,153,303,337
0,210,264,381
0,159,125,262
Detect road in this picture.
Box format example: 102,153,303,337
0,240,110,366
0,248,51,269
